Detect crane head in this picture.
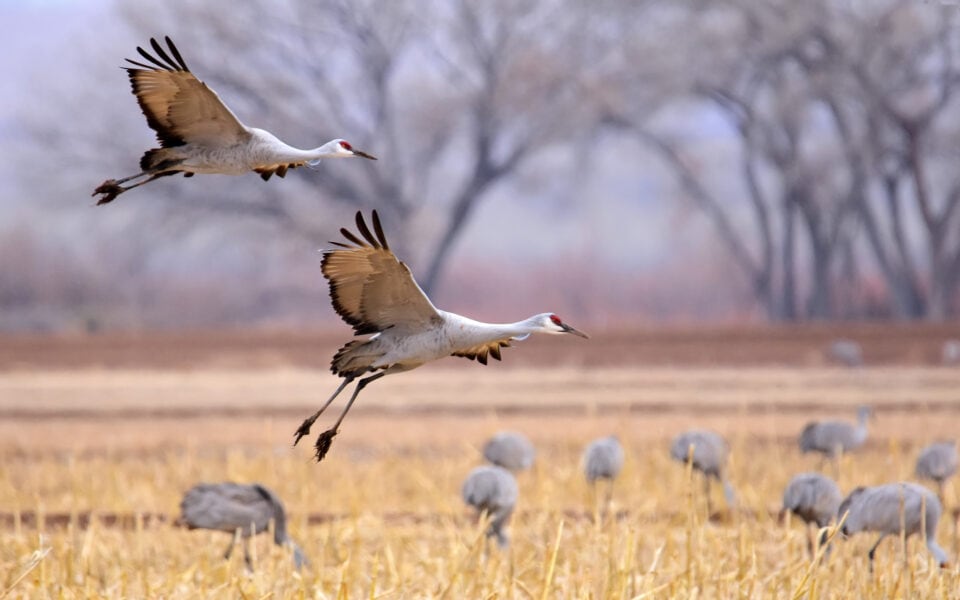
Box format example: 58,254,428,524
540,314,589,338
335,139,377,160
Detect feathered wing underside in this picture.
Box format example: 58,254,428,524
322,211,441,335
452,339,512,365
254,163,304,181
126,36,249,148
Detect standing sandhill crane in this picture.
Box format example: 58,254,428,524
292,211,588,462
915,441,958,503
781,472,843,559
483,431,536,472
92,36,376,205
177,482,307,570
838,482,949,571
461,465,519,548
943,339,960,366
799,405,873,474
669,430,736,514
583,435,625,509
826,339,864,367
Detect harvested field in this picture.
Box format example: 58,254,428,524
1,326,959,598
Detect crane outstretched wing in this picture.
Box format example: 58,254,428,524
124,36,249,148
322,211,442,335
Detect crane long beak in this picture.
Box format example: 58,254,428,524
352,149,377,160
561,323,589,339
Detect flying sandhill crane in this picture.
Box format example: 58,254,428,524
838,482,949,571
177,482,306,570
915,441,958,503
483,431,536,472
583,435,625,509
799,405,872,474
669,430,736,514
781,472,843,559
293,211,588,462
92,36,376,205
461,465,519,548
826,339,864,367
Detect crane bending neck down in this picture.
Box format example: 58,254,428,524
292,210,588,463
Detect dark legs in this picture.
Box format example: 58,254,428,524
293,377,354,445
703,475,713,516
867,533,887,573
92,171,177,205
294,372,386,462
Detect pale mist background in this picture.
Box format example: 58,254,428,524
2,0,959,332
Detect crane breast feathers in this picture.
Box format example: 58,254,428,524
126,37,248,147
322,211,440,335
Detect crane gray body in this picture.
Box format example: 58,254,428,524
782,472,842,558
461,465,519,548
838,482,948,570
483,431,536,472
583,436,625,483
670,429,736,512
799,405,872,465
179,482,306,569
915,441,958,501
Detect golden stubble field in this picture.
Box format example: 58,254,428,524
1,328,960,598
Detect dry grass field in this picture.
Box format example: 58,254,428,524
2,325,960,598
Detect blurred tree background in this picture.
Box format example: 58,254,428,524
1,0,959,331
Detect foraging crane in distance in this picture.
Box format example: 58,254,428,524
781,472,842,559
826,339,864,367
293,210,588,462
92,36,376,205
583,435,625,509
461,465,519,548
669,429,736,514
799,405,873,474
177,482,307,570
915,441,958,503
838,482,949,571
483,431,536,472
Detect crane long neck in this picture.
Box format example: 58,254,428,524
441,312,543,342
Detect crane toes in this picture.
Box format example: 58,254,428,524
313,428,339,462
93,180,123,205
292,420,314,446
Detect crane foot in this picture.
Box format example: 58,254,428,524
93,180,123,205
314,428,338,462
292,419,314,446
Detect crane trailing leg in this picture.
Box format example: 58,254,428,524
93,170,180,205
293,372,387,462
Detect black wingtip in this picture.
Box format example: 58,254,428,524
371,210,389,250
355,211,380,249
